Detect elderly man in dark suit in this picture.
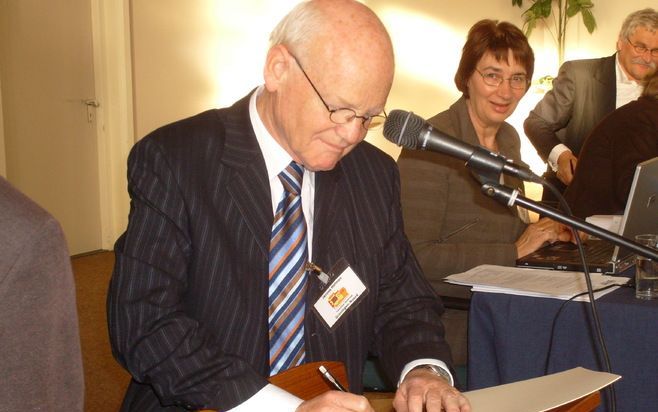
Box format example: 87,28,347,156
107,1,469,412
524,8,658,205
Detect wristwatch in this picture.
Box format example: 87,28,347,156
410,364,453,384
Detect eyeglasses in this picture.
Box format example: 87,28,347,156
290,53,387,130
626,37,658,57
475,69,529,90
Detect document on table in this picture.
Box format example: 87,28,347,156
445,264,629,301
367,367,620,412
464,367,620,412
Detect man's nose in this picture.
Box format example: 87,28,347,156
338,118,366,144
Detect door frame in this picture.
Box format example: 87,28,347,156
91,0,133,250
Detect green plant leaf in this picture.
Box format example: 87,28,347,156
578,0,595,8
512,0,597,64
581,9,597,33
531,0,553,18
525,18,538,37
566,4,580,18
566,0,579,16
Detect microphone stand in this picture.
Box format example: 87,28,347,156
480,182,658,261
462,150,658,260
469,167,628,411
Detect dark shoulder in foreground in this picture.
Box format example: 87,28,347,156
138,109,227,147
134,93,253,152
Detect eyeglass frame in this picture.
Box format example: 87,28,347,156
474,68,529,90
625,37,658,58
288,53,387,130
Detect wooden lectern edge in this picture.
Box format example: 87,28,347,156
269,361,349,400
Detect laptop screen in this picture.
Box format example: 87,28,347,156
611,156,658,263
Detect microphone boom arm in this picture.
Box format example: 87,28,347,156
481,182,658,261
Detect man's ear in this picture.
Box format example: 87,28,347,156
263,45,291,92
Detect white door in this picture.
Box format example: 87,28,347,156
0,0,102,255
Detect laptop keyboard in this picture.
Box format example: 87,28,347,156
584,241,615,261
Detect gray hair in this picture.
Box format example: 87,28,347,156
619,8,658,40
269,1,324,61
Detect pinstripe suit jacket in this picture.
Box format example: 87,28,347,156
108,93,451,411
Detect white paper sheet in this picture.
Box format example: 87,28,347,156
445,264,629,301
367,367,621,412
586,214,622,234
464,367,621,412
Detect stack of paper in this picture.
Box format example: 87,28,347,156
445,264,629,301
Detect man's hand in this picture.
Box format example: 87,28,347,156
393,368,471,412
297,391,374,412
556,151,578,186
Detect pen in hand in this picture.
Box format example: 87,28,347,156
318,365,347,392
569,158,576,176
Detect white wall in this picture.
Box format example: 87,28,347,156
131,0,299,139
130,0,654,172
130,0,522,140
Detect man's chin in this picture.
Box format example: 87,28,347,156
633,65,656,80
304,155,343,172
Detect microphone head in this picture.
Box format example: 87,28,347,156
383,109,427,150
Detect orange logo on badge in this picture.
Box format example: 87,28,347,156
328,287,348,308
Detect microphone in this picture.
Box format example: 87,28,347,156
383,109,539,182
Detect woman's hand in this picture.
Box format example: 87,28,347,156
516,217,574,258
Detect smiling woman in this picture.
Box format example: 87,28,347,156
397,18,544,299
396,19,574,376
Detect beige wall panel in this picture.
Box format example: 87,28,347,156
130,0,653,171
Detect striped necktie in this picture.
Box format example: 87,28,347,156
268,161,308,376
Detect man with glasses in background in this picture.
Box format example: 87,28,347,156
108,1,469,411
524,8,658,207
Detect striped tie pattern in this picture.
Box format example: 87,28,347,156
268,161,308,376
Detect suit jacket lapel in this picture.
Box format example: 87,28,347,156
305,163,345,361
312,164,344,263
222,95,272,256
597,54,617,115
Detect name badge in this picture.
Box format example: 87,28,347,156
313,263,367,330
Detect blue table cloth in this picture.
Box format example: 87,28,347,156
468,286,658,411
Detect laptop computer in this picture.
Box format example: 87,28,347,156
516,156,658,274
